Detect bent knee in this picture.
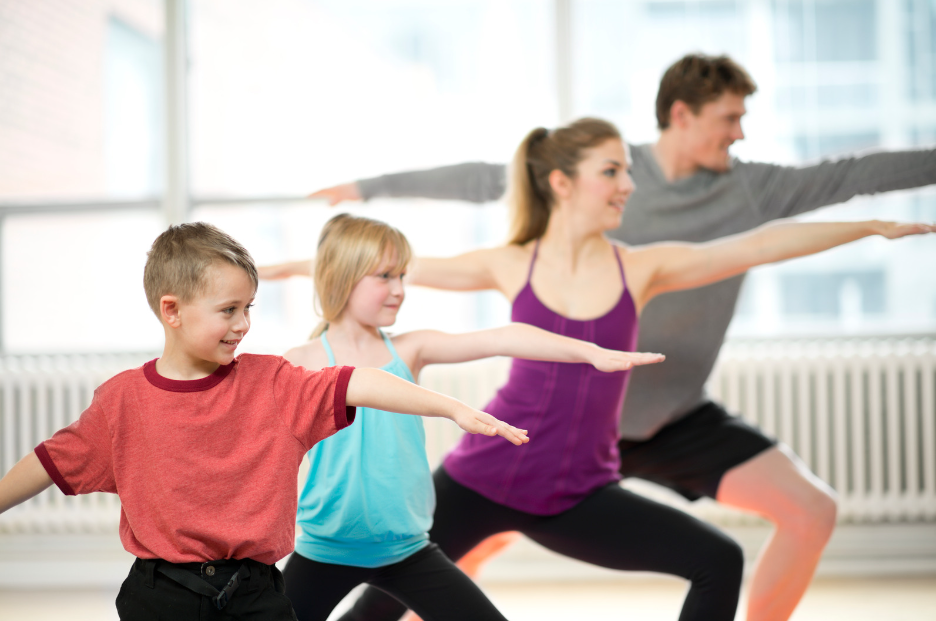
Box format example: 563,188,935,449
778,486,838,544
692,530,744,585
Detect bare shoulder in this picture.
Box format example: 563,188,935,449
284,340,329,371
498,241,535,263
492,242,536,294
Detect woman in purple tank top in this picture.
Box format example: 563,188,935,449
284,118,933,621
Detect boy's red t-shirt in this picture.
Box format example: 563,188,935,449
35,354,355,565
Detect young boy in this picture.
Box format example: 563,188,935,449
0,222,527,620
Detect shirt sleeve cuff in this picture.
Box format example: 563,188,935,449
34,442,76,496
356,177,382,201
333,366,356,430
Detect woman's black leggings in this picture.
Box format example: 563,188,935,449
340,467,743,621
283,543,507,621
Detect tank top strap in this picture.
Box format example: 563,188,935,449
378,329,403,363
611,243,626,285
525,239,541,284
319,330,337,366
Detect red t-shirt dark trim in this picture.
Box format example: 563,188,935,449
143,359,235,392
334,366,356,429
35,442,75,496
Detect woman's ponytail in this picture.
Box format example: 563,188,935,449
507,127,552,245
506,118,621,246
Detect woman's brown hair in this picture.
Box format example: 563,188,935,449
507,117,621,245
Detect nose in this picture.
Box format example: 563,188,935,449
619,172,635,196
732,120,745,142
390,276,405,297
233,311,250,334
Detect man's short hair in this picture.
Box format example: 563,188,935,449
656,53,757,130
143,222,258,318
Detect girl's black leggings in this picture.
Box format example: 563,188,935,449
339,467,743,621
283,542,507,621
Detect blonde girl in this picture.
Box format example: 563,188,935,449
273,213,663,621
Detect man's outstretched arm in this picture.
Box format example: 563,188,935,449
742,148,936,222
311,162,508,205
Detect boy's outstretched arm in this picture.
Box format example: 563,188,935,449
407,324,665,373
346,368,529,445
0,452,53,514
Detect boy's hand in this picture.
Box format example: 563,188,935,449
451,407,529,446
587,347,665,373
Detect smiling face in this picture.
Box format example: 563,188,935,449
681,91,747,172
564,138,635,232
341,249,406,329
170,262,255,367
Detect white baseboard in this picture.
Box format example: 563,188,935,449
1,523,934,589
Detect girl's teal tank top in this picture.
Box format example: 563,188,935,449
294,330,434,567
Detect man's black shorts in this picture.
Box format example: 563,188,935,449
618,401,777,501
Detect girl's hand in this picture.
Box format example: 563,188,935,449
451,407,530,446
875,221,936,240
587,347,665,373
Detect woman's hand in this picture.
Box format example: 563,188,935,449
874,220,936,240
308,182,362,206
450,406,530,446
586,346,665,373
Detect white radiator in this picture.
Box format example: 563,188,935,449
2,336,934,535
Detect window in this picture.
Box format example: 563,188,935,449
780,271,885,317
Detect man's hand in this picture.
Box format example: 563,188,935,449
308,182,362,206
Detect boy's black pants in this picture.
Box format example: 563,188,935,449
116,557,297,620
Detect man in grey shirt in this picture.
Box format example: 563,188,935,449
311,54,936,620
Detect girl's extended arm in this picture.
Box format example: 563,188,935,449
345,367,529,445
635,220,935,304
0,452,53,514
409,324,664,373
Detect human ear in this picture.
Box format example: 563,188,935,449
670,100,692,129
548,169,573,200
160,295,182,328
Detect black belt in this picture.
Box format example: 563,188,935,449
138,558,262,610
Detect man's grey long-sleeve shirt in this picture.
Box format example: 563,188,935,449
358,144,936,440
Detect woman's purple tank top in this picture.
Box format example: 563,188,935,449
444,241,639,515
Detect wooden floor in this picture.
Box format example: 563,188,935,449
1,576,934,620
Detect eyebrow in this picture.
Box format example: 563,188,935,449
216,298,254,307
604,159,623,166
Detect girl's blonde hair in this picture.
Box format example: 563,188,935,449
310,213,412,339
507,117,621,245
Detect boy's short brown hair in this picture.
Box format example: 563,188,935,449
143,222,258,318
656,53,757,130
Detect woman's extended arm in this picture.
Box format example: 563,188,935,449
631,220,935,306
257,247,522,297
257,259,313,281
404,324,664,375
346,367,529,445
